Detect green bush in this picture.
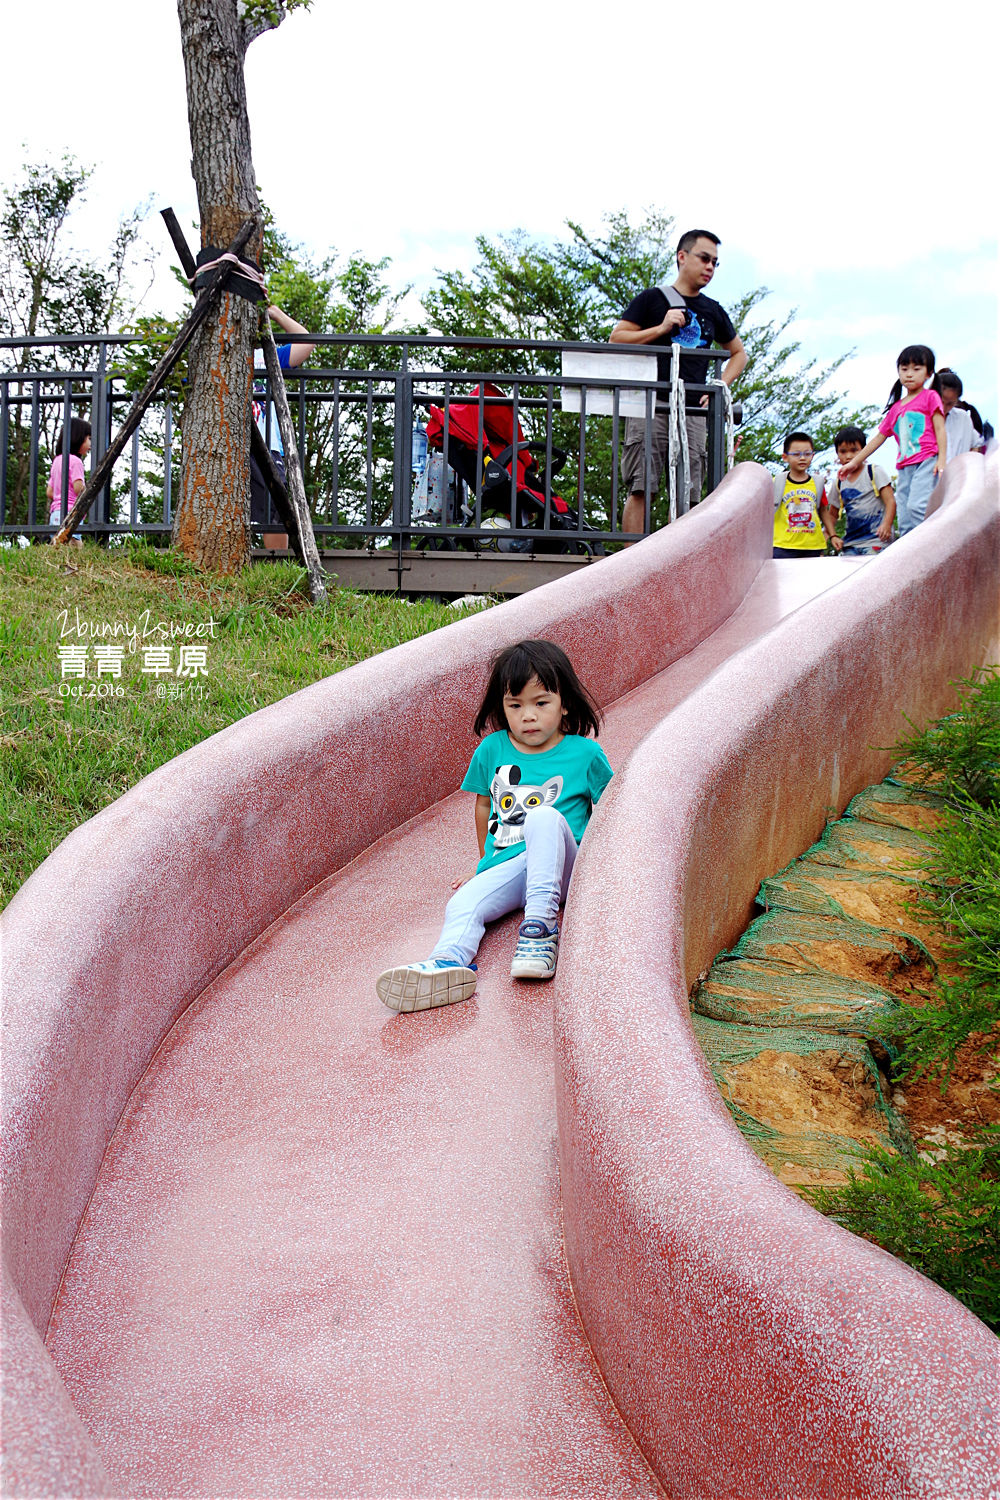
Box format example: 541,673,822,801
806,1128,1000,1332
895,668,1000,810
810,672,1000,1329
893,789,1000,1085
889,671,1000,1085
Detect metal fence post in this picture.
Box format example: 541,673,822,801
394,344,413,530
163,403,173,526
59,380,74,522
27,382,40,526
0,381,8,525
89,341,110,532
707,358,726,498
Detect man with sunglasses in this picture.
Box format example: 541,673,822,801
611,229,746,533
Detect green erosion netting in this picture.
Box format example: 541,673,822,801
845,782,948,832
798,817,932,875
720,909,935,994
692,1014,912,1174
694,961,905,1051
690,775,936,1179
759,863,920,925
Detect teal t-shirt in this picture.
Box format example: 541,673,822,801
461,730,613,873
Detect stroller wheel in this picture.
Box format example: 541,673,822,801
480,516,531,554
410,532,458,552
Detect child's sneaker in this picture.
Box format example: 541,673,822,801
510,920,559,980
376,958,477,1013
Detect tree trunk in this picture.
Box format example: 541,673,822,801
173,0,262,573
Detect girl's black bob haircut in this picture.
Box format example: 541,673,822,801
55,417,91,457
474,639,602,739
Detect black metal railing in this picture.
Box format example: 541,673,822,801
1,333,732,553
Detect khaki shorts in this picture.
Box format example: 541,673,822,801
621,412,707,507
621,412,669,495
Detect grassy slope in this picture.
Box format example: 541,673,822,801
807,672,1000,1331
1,542,473,905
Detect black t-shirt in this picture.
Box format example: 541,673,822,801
620,287,737,386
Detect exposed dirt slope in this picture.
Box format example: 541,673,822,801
692,778,999,1191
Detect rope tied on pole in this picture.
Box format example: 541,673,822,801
190,247,267,302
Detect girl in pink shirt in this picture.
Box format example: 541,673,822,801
47,418,91,546
839,344,946,535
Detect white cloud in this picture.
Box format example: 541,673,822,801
2,0,996,420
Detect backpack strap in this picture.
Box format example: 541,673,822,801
774,470,824,509
655,281,690,319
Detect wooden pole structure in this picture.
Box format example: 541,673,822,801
258,323,327,604
160,209,308,568
52,217,259,546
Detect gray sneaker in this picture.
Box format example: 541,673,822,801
510,920,558,981
376,959,477,1013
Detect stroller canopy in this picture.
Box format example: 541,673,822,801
425,383,570,515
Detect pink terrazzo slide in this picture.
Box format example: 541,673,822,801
3,451,997,1499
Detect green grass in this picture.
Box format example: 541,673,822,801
0,540,476,904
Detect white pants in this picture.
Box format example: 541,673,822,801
430,806,578,967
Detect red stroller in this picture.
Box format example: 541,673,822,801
422,383,596,554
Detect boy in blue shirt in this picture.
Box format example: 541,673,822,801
824,426,896,556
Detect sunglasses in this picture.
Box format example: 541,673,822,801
691,252,719,267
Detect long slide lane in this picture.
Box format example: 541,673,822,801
44,560,853,1497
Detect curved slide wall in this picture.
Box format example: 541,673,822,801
2,469,769,1495
556,448,999,1500
1,453,996,1496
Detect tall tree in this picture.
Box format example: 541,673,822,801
0,156,149,365
0,156,150,520
173,0,310,572
423,210,877,466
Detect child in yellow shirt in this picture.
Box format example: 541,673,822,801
772,432,836,558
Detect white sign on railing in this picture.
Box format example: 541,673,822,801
560,350,659,417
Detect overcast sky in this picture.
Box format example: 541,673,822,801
3,0,997,430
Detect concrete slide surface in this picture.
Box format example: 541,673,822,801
3,454,997,1499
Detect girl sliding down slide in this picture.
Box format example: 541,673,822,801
839,344,947,535
376,639,612,1013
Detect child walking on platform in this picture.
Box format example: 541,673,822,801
772,432,835,558
839,345,946,535
47,417,91,547
376,639,612,1013
825,426,896,555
